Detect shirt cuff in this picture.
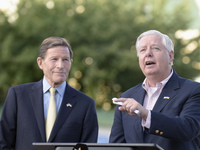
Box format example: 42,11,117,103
142,110,151,129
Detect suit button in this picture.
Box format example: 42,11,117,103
160,132,163,135
155,130,159,134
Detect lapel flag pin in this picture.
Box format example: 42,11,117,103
163,96,170,99
66,103,72,107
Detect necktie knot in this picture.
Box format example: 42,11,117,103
49,87,56,96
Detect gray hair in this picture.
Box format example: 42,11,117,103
135,30,174,56
39,37,73,59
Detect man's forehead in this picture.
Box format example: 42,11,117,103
139,35,163,46
43,46,70,57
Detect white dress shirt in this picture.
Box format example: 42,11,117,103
141,70,173,128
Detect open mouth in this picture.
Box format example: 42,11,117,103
146,61,155,65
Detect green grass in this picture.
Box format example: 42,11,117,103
96,109,115,127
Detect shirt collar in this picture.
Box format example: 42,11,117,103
142,69,173,90
43,76,66,97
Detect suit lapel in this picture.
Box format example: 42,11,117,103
153,71,180,112
29,80,46,141
49,84,77,142
132,86,146,106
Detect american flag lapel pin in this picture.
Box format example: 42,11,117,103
163,96,170,99
66,103,72,107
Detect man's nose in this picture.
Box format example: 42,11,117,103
57,59,64,68
146,48,153,57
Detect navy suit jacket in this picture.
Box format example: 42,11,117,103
0,80,98,150
109,71,200,150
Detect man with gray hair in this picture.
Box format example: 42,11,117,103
109,30,200,150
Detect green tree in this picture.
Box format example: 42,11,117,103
0,0,199,110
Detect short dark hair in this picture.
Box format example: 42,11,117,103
39,37,73,59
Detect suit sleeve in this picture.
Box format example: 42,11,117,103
109,105,126,143
0,87,17,150
80,99,99,143
148,84,200,141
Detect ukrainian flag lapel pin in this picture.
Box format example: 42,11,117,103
66,103,72,107
163,96,170,100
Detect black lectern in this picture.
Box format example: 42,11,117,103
33,143,164,150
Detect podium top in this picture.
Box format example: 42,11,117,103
33,143,164,150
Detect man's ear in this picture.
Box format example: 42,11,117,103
169,51,174,65
37,57,43,70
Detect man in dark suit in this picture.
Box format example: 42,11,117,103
109,30,200,150
0,37,98,150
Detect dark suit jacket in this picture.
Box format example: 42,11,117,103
109,71,200,150
0,80,98,150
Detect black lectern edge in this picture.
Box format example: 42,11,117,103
33,143,164,150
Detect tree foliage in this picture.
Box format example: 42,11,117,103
0,0,199,109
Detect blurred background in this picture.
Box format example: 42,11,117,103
0,0,200,143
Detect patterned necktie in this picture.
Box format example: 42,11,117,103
46,87,56,141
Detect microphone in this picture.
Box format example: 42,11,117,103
73,143,88,150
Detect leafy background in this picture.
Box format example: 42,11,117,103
0,0,199,111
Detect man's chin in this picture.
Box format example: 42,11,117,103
53,78,66,86
144,70,158,77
